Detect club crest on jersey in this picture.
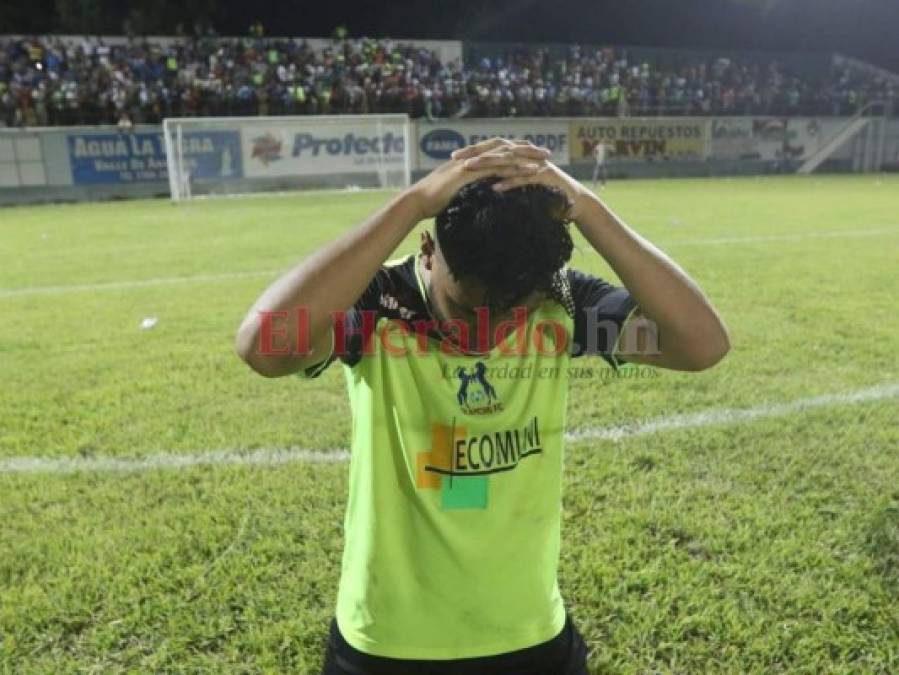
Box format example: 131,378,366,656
455,361,503,414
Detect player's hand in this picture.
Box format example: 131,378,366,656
455,139,594,221
407,139,550,220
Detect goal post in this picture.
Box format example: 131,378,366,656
162,114,412,202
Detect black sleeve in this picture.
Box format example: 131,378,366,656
298,270,383,378
568,267,638,368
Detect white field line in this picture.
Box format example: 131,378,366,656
183,186,401,201
0,270,280,298
0,448,350,475
3,225,897,299
1,382,895,476
565,382,899,442
662,226,899,247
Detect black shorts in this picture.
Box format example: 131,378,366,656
320,614,589,675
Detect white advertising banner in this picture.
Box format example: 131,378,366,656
240,121,407,177
416,120,570,169
711,117,850,161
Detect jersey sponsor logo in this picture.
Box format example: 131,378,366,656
251,132,283,165
455,361,503,414
415,417,542,509
378,292,416,320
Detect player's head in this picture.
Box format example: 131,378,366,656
421,177,574,320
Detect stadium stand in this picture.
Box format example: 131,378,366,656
1,34,896,126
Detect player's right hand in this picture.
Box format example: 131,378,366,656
407,139,550,220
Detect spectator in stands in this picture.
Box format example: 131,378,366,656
0,33,894,127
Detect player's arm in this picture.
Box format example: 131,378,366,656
234,192,419,377
566,194,730,371
456,141,730,372
235,146,549,378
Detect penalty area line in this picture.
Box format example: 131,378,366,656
1,382,896,476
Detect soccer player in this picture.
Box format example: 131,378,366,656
591,140,611,187
236,139,730,674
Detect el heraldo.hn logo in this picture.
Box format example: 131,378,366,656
416,361,542,509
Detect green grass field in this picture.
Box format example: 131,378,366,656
1,175,898,673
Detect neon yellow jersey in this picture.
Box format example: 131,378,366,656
301,254,636,659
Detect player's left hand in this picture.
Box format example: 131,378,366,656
452,138,594,221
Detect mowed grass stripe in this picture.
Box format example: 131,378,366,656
2,381,895,475
2,224,897,298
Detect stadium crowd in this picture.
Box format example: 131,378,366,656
1,33,895,127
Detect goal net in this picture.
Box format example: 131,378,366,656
162,114,412,202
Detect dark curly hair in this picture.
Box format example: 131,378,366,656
435,177,575,314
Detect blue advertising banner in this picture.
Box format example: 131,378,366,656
67,130,242,184
416,120,569,168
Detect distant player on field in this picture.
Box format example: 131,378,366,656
591,139,612,187
236,138,730,674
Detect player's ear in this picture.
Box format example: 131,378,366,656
420,231,435,269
